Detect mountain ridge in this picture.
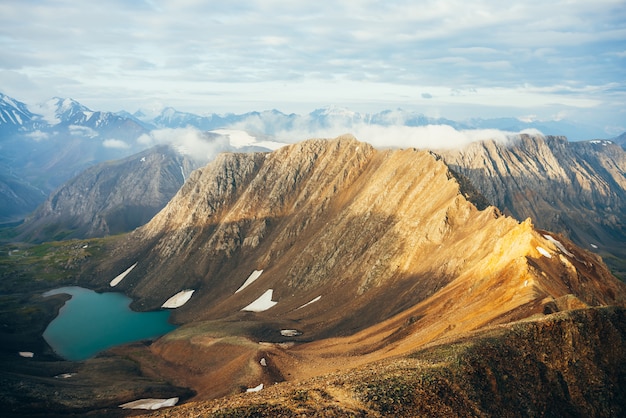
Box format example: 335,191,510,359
1,91,620,141
438,134,626,279
83,135,626,402
15,145,201,241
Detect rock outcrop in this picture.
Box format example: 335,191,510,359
439,134,626,279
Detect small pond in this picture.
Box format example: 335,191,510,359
43,286,176,361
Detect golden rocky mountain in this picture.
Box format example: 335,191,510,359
439,134,626,280
83,135,626,413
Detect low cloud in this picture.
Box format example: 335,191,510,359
272,122,543,150
26,130,50,141
137,127,230,162
69,125,97,138
102,138,130,149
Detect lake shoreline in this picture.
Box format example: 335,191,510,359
0,285,193,417
42,286,176,361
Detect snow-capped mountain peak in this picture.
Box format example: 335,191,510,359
0,92,36,128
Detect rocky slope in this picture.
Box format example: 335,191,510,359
438,134,626,279
15,146,199,241
148,306,626,417
85,135,626,405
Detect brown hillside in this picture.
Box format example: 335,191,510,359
148,307,626,417
91,136,626,402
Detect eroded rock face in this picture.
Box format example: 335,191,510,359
439,134,626,279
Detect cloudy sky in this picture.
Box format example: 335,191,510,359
1,0,625,134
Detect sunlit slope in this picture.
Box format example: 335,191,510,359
440,134,626,279
90,135,626,400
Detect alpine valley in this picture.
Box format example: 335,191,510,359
1,91,626,417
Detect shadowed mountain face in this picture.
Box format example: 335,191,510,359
85,136,626,404
439,135,626,279
16,146,199,241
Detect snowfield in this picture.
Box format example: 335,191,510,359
296,295,321,310
246,383,264,393
242,289,277,312
119,397,179,410
110,262,137,287
543,234,574,257
161,289,195,308
236,270,263,293
280,329,302,337
536,246,552,258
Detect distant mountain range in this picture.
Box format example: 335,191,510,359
1,90,624,225
2,91,620,141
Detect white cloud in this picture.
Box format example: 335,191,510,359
0,0,623,130
137,127,230,162
271,120,539,150
25,130,50,141
102,138,130,149
353,125,512,150
69,125,97,137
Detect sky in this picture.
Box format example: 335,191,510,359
1,0,625,135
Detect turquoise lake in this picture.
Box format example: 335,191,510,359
43,286,176,361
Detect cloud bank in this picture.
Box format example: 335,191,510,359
267,120,545,150
137,127,230,162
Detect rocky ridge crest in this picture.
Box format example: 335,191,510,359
439,134,626,279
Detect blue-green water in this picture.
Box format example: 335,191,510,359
43,286,176,361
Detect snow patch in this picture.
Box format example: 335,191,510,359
296,295,321,310
19,351,34,358
536,246,552,258
590,140,612,146
242,289,277,312
110,263,137,287
543,234,573,257
590,243,598,249
280,329,302,337
119,397,179,410
235,270,263,293
55,373,75,379
161,289,195,308
260,358,267,366
246,383,263,393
